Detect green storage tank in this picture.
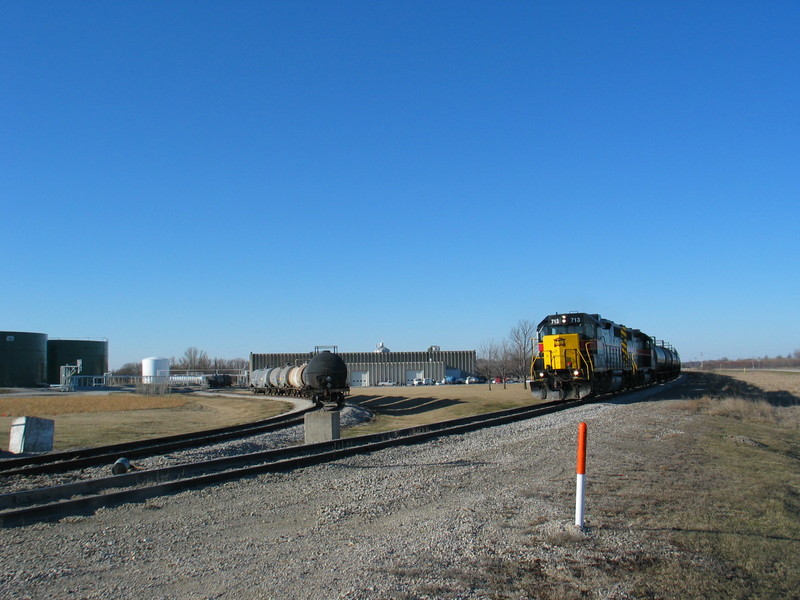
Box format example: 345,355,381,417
0,332,48,387
47,339,109,384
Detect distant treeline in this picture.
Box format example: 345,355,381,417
682,352,800,370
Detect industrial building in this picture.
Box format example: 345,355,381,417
250,344,477,387
1,331,108,387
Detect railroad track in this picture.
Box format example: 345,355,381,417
1,397,585,527
1,377,684,527
0,405,314,478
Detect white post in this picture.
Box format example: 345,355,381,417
575,422,587,528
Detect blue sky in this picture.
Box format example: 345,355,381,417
2,1,798,369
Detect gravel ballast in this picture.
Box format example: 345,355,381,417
1,396,699,599
0,405,373,495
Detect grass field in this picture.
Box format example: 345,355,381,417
0,382,535,450
345,381,534,436
605,371,800,598
0,391,291,450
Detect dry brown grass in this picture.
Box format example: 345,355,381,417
718,368,800,397
0,393,189,417
0,391,290,450
345,382,535,436
677,370,800,426
0,383,536,449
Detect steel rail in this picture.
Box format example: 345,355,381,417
0,398,583,527
1,376,684,528
0,407,314,477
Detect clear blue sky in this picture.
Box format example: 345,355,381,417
2,1,798,369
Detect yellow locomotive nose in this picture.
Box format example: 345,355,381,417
541,333,581,369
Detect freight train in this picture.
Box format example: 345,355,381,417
250,350,349,408
529,312,680,400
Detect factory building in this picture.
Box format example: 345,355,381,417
250,344,476,387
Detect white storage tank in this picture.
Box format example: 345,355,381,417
142,356,170,384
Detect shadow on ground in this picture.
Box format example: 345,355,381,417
643,371,800,406
349,394,464,416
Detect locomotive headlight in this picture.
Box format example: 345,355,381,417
573,369,581,377
538,372,545,378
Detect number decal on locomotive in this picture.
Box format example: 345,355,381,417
549,315,582,325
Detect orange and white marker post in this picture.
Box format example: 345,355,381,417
575,422,587,528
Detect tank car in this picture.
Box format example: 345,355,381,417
529,312,680,401
250,350,349,408
203,374,232,389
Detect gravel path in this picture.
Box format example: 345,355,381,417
1,394,694,600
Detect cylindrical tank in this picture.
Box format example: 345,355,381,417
277,366,292,388
46,339,109,384
303,351,349,390
250,368,269,388
288,364,306,388
654,347,668,370
654,346,679,372
268,367,281,388
0,332,47,387
142,357,170,384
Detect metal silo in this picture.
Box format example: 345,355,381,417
46,339,109,384
142,357,170,384
0,332,48,387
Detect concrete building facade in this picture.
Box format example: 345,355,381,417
250,346,476,387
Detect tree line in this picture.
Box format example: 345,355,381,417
113,347,248,375
682,351,800,371
475,320,537,383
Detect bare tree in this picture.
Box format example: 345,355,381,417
213,357,248,371
113,362,141,376
173,347,211,371
496,339,513,388
477,339,514,387
508,319,536,381
476,339,499,379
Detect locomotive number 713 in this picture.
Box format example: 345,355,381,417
549,315,582,325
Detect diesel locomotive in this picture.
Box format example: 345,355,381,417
529,312,680,400
250,349,349,408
